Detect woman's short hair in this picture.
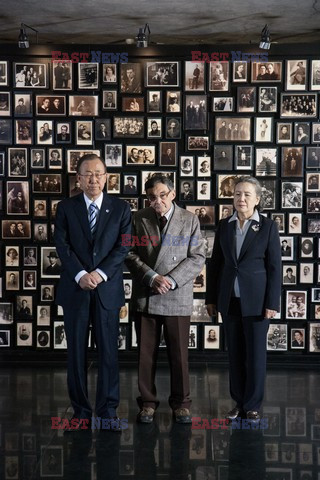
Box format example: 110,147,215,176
234,176,263,211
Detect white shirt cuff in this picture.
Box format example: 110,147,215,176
95,268,107,282
75,270,87,283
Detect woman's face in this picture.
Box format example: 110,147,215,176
234,182,259,217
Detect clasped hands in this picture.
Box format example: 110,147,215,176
79,271,103,290
152,275,172,295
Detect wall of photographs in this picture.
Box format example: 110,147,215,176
0,45,319,361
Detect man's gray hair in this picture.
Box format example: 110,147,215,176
145,174,174,191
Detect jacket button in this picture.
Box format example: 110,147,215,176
93,252,97,256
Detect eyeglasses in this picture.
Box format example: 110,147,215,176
147,190,171,202
78,173,106,180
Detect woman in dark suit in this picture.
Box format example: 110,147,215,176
206,176,281,422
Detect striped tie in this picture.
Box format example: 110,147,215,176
89,202,98,236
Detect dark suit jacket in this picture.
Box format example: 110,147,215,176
54,192,131,310
206,214,281,316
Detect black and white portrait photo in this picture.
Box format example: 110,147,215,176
286,291,307,319
215,117,251,141
280,93,317,118
166,118,181,139
0,61,8,86
14,63,48,88
281,147,304,177
255,148,277,176
146,61,179,87
258,87,277,112
36,95,66,115
36,120,53,145
0,119,12,144
76,121,93,145
147,118,162,138
6,181,29,215
281,181,303,208
15,120,33,145
197,180,211,200
120,63,142,93
102,63,117,83
237,87,256,112
255,117,273,142
78,62,99,89
311,60,320,90
294,122,310,144
56,122,71,143
213,146,233,170
52,60,72,90
180,156,194,176
197,156,211,176
233,61,248,82
147,91,162,112
286,59,307,91
31,149,45,169
113,117,144,138
102,90,117,110
251,62,282,82
69,95,98,116
8,148,27,177
213,96,233,112
184,95,207,129
267,324,287,351
235,145,253,170
0,91,10,116
105,144,122,167
185,61,205,90
126,146,155,165
209,61,229,91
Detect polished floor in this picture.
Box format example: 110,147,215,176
0,365,319,480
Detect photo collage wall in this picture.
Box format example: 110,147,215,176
0,53,319,356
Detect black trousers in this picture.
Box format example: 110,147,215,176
63,292,120,419
223,298,270,412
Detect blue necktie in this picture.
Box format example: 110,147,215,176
89,203,98,236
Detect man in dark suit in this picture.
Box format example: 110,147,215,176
206,176,281,422
54,153,131,431
45,251,61,274
96,122,109,140
57,125,70,142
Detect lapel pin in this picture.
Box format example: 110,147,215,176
251,224,260,232
106,209,109,213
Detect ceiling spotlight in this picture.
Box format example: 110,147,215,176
259,24,271,50
136,23,150,48
18,23,38,48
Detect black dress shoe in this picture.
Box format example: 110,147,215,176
225,406,244,421
246,410,261,423
99,417,122,433
63,417,92,433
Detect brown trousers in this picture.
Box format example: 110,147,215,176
135,313,191,411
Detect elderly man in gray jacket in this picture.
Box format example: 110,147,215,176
126,174,205,424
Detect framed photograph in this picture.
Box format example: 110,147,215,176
0,303,13,325
41,247,61,278
188,325,198,349
32,174,61,193
308,218,320,233
120,63,142,93
166,91,181,112
213,145,233,170
286,60,307,91
141,171,176,194
34,223,48,242
301,237,314,258
180,156,194,176
213,96,234,112
191,299,211,323
6,246,19,267
37,330,50,348
2,219,31,239
288,213,302,234
37,305,50,326
105,144,122,167
6,271,19,291
94,118,111,141
233,61,248,82
0,91,10,116
294,122,310,143
193,265,206,293
280,93,317,118
147,118,162,138
34,199,47,217
67,149,100,173
23,270,36,289
180,179,194,201
102,63,117,83
255,148,277,176
6,181,29,215
197,180,211,200
290,328,306,350
283,264,297,285
300,263,314,283
204,325,220,349
312,122,320,143
122,96,144,112
146,61,179,87
48,148,63,169
286,291,307,319
126,145,155,165
259,180,276,209
15,120,33,145
56,122,71,143
30,149,45,169
184,94,207,129
258,87,277,112
78,63,99,89
280,236,294,260
159,141,177,167
54,322,68,349
197,156,211,176
23,247,37,266
51,200,60,218
17,323,33,346
267,324,287,351
0,330,10,346
237,87,256,112
69,95,98,116
271,213,285,233
186,205,215,226
123,174,138,195
285,407,306,436
217,174,239,199
307,197,320,213
8,149,27,177
310,60,320,90
219,204,233,220
14,62,48,88
251,61,282,82
52,60,72,90
106,173,120,194
0,152,4,176
306,173,320,192
0,61,8,86
36,120,53,144
147,91,162,112
215,117,251,141
76,120,93,145
113,116,144,138
312,288,320,302
14,93,32,117
276,122,292,144
36,95,66,115
102,90,117,111
41,285,54,302
185,61,205,91
309,323,320,352
282,181,303,208
234,145,253,170
281,147,304,176
209,61,229,91
254,117,273,142
187,135,209,150
166,117,181,139
0,119,12,144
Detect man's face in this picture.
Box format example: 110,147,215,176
38,226,44,234
200,208,206,216
183,183,190,193
131,148,138,159
267,64,274,73
146,182,176,216
49,256,56,265
282,241,287,248
51,152,59,160
100,124,106,131
281,126,288,135
286,269,293,278
43,99,50,108
294,332,302,341
53,99,60,108
22,300,27,307
201,184,207,192
77,158,107,200
260,66,266,74
61,126,68,134
202,161,208,169
126,68,134,79
296,296,303,305
303,267,310,275
35,153,41,161
107,94,113,102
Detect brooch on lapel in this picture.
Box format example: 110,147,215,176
251,224,260,232
105,209,109,213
